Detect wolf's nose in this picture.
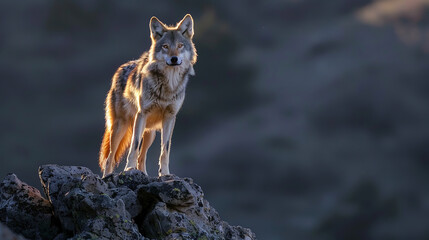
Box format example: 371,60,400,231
171,56,178,64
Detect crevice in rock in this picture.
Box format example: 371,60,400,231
134,189,159,236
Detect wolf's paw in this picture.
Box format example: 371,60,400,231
124,167,137,172
102,172,114,179
158,169,171,177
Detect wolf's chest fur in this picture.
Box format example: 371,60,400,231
144,66,189,104
120,59,190,130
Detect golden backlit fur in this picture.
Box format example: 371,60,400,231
99,14,197,177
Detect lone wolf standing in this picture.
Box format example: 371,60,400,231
99,14,197,177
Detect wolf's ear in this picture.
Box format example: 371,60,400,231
150,16,166,40
177,14,194,39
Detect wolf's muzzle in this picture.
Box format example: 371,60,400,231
167,56,181,66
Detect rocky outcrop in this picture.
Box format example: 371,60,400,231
0,165,256,240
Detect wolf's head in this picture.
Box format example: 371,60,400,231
149,14,197,69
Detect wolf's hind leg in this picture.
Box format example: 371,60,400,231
137,130,156,175
103,119,128,177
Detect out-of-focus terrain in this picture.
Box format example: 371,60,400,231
1,0,429,239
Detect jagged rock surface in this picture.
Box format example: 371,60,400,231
0,165,256,240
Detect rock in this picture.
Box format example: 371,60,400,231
137,175,201,207
1,165,256,239
0,222,28,240
0,174,59,240
39,165,143,239
135,175,255,239
38,165,98,233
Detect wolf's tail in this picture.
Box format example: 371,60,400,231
99,123,133,172
99,128,111,172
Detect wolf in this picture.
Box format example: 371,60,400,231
99,14,197,177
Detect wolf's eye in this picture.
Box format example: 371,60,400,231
162,44,169,49
178,43,184,48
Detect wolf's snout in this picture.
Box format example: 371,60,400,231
167,56,181,66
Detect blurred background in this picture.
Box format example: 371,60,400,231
1,0,429,239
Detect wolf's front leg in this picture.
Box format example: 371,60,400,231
159,116,176,176
125,112,147,171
